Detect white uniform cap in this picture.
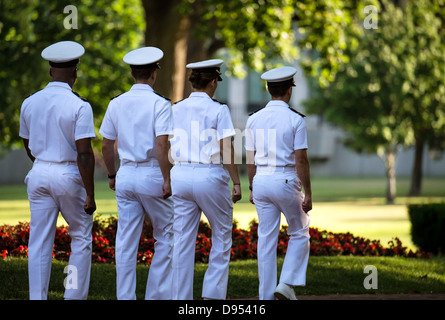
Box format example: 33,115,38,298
186,59,224,81
123,47,164,69
41,41,85,68
261,66,297,87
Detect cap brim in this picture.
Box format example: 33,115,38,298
130,62,160,70
267,79,295,87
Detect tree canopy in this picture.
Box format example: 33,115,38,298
2,0,302,147
302,0,445,201
142,0,300,101
0,0,144,148
1,0,444,201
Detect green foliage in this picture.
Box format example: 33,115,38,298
179,0,299,78
3,0,444,160
408,203,445,254
397,0,445,152
0,0,144,148
302,0,445,155
295,0,380,87
1,0,305,147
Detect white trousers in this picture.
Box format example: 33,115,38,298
115,164,174,300
25,160,93,300
252,167,310,300
171,164,233,300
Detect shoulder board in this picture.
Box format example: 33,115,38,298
72,91,89,102
173,98,186,105
24,89,43,100
289,107,306,118
212,98,224,105
110,93,123,101
154,91,171,101
248,107,264,116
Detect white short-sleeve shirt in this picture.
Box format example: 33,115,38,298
99,84,173,163
19,81,96,162
245,100,307,167
170,92,236,164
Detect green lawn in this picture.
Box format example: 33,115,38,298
2,176,445,300
2,176,445,250
1,256,444,300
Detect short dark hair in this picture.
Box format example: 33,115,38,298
267,84,291,98
131,67,156,81
50,66,77,82
189,70,218,90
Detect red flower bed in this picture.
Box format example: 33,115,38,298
0,215,430,264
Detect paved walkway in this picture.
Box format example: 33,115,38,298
232,293,445,300
297,293,445,300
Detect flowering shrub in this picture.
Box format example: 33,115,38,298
1,221,30,259
0,215,430,264
308,228,429,258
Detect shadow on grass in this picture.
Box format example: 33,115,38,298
296,256,445,297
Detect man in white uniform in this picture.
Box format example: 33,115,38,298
19,41,96,300
100,47,174,300
170,59,241,300
245,66,312,300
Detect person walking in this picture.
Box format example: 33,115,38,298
100,47,174,300
245,66,312,300
170,59,241,300
19,41,96,300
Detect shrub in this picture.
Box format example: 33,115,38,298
408,203,445,254
0,215,430,263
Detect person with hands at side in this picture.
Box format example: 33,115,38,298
245,66,312,300
100,47,174,300
19,41,96,300
170,59,241,300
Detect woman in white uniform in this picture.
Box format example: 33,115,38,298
170,59,241,300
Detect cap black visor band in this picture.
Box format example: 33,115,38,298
49,59,79,68
130,62,160,70
266,79,295,87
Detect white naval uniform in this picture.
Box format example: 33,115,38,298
170,92,236,300
19,81,96,300
99,84,174,300
245,100,311,300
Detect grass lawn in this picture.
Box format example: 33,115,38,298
1,256,444,300
1,176,445,250
1,176,445,300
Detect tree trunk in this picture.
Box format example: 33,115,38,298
183,37,207,98
142,0,191,102
142,1,226,101
382,146,398,205
184,33,225,98
408,134,425,197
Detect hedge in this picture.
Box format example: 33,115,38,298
0,214,430,263
408,202,445,255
